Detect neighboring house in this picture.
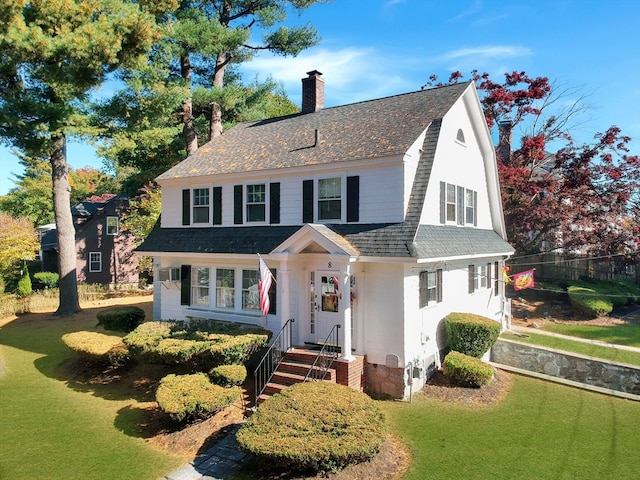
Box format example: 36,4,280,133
137,71,515,399
41,194,139,288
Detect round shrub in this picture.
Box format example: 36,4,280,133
445,312,501,358
61,331,130,367
97,306,145,332
155,373,240,422
237,382,386,474
443,350,494,387
209,364,247,386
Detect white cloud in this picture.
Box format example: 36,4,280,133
241,46,414,107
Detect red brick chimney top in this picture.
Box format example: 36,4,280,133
301,70,324,114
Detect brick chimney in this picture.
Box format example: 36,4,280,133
497,120,512,165
301,70,324,113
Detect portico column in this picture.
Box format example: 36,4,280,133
341,264,354,361
279,258,291,327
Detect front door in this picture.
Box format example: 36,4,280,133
313,271,341,343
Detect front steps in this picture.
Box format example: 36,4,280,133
258,347,337,404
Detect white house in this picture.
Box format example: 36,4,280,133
137,71,515,399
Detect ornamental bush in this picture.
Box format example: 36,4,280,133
442,350,494,387
33,271,59,289
568,285,613,317
16,264,32,298
124,321,270,370
155,373,240,422
237,382,386,475
97,306,145,332
445,312,501,358
209,364,247,387
62,331,130,367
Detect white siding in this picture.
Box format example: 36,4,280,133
420,98,492,229
158,161,407,228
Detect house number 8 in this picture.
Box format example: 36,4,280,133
327,262,332,268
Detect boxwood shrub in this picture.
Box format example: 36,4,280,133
124,321,270,370
97,306,145,332
61,331,130,367
237,382,386,474
445,312,501,358
33,271,59,289
155,373,240,422
442,350,494,387
209,364,247,386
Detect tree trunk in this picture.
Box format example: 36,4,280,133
51,133,81,315
209,101,222,140
181,53,198,156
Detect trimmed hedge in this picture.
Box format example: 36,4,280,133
209,364,247,386
155,373,240,422
237,382,386,474
442,350,494,387
62,331,130,367
445,312,501,358
97,306,145,332
124,321,270,370
568,285,613,317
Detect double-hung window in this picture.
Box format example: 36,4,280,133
106,217,119,235
318,178,341,220
465,189,475,224
216,268,235,308
446,184,457,222
242,269,260,311
89,252,102,272
193,188,210,223
246,184,266,222
419,269,442,307
468,264,492,293
192,267,210,306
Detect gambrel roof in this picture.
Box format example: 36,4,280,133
141,81,514,260
156,82,471,180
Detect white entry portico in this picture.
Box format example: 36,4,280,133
271,224,357,361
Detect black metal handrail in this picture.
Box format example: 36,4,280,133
304,324,341,382
253,318,295,405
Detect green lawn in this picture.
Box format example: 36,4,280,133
0,311,183,480
383,374,640,480
540,322,640,348
501,331,640,366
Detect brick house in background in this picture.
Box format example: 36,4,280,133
40,194,139,288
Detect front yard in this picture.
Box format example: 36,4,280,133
1,293,639,479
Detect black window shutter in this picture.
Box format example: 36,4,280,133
234,185,243,224
439,182,446,224
302,179,314,223
270,182,280,224
180,265,191,305
457,186,465,225
419,271,427,308
182,189,190,226
213,186,222,225
436,269,443,303
473,191,478,226
468,265,475,294
346,175,360,222
494,261,499,296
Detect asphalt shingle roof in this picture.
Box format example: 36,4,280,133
413,225,514,258
156,82,471,180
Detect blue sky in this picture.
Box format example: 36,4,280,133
2,0,639,195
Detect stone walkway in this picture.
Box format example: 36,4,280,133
162,425,253,480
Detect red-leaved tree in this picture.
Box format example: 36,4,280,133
427,71,640,266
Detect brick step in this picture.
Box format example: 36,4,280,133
277,361,336,381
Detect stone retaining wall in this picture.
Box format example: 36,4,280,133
491,338,640,395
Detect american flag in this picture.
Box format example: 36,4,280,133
258,255,274,316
